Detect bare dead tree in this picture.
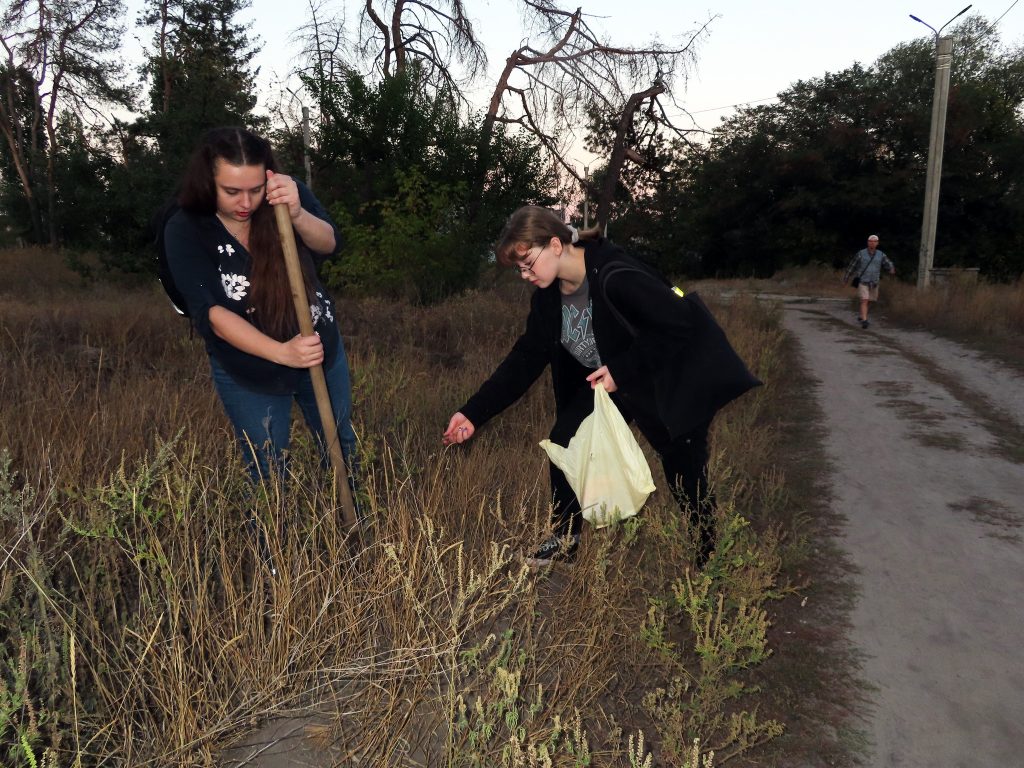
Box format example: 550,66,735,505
358,0,486,98
597,83,666,227
476,0,712,226
0,0,129,245
291,0,353,94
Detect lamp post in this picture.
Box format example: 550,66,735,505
910,5,971,288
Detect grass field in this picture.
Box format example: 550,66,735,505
13,249,999,766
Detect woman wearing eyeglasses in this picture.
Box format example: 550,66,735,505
442,205,760,568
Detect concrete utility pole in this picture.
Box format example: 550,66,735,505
910,5,971,288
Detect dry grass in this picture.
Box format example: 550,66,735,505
695,264,1024,370
695,264,851,300
879,278,1024,372
883,275,1024,337
1,247,831,767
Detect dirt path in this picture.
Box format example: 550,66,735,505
782,298,1024,767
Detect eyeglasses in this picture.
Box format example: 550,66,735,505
513,245,545,276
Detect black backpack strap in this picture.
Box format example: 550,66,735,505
597,261,680,338
155,204,222,321
858,251,878,280
598,264,642,337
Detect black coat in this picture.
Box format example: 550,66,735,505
163,181,341,394
459,239,761,440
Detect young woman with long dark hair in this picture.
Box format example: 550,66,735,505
443,206,760,567
164,127,356,484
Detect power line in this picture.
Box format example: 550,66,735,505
687,96,779,115
992,0,1020,27
688,1,1021,119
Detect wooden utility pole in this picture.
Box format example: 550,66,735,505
301,106,312,189
910,5,972,287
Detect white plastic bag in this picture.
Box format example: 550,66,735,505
539,383,656,528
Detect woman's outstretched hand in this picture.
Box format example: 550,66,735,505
586,366,617,392
443,413,476,445
265,170,302,220
278,333,324,368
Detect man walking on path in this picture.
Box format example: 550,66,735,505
844,235,895,329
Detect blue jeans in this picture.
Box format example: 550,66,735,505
209,339,357,485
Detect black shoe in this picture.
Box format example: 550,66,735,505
524,534,579,567
861,319,870,329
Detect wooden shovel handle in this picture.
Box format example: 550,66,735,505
274,203,358,532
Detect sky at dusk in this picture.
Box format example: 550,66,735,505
123,0,1024,155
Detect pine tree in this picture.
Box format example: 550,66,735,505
94,0,267,272
0,0,129,245
138,0,265,169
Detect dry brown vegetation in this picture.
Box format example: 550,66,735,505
1,247,854,767
881,277,1024,365
705,264,1024,367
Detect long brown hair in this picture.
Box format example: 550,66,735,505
493,205,602,266
178,126,315,341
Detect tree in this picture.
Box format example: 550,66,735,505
302,66,554,300
581,82,683,232
0,64,45,242
138,0,265,168
50,113,115,250
291,0,354,95
90,0,267,273
474,0,709,225
0,0,130,245
289,0,710,252
651,15,1024,279
359,0,485,96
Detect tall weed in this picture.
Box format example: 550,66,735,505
1,249,795,765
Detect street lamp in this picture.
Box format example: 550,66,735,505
909,4,972,288
909,5,971,37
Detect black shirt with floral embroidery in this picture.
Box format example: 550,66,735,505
164,180,343,394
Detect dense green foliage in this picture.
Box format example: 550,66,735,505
300,68,555,300
635,18,1024,279
99,0,267,272
0,0,130,247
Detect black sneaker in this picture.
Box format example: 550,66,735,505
524,534,579,567
861,319,870,329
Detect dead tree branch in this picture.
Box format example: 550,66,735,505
291,0,354,91
358,0,486,98
475,1,712,222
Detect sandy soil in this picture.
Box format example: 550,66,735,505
783,297,1024,767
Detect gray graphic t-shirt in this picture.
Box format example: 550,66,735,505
561,277,602,369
